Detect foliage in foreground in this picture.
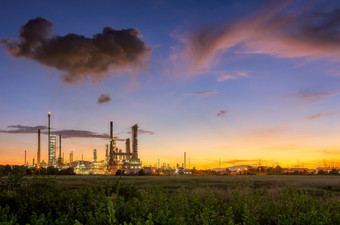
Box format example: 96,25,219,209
0,165,74,176
0,175,339,225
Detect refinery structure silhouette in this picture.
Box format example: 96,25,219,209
38,112,142,174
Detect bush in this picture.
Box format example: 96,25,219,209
0,177,339,224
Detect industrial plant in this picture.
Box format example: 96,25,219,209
106,122,142,173
13,112,339,176
33,112,142,175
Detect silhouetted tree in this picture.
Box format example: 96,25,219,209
329,169,339,175
12,166,25,176
59,167,75,175
116,170,124,176
47,166,58,175
317,169,328,175
138,169,145,175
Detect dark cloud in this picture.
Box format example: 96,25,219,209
1,125,110,139
217,110,228,117
139,129,155,135
0,39,8,45
97,94,112,104
0,125,47,133
51,130,126,141
50,129,108,139
1,125,131,141
292,89,339,104
127,128,155,135
183,91,217,96
3,17,150,84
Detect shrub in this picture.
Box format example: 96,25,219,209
0,177,339,224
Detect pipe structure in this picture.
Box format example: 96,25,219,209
48,112,51,166
37,129,41,166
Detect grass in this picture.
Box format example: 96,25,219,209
1,175,340,224
56,175,340,192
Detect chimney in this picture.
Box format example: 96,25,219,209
108,121,114,168
37,129,41,166
70,151,73,163
48,111,51,166
93,149,97,162
126,138,131,156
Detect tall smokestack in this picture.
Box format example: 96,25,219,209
93,149,97,162
48,111,51,166
184,152,186,169
70,151,73,163
59,135,62,165
110,121,113,141
126,138,131,156
108,121,114,169
24,150,26,165
37,129,41,166
132,124,138,158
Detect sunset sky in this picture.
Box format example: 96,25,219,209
0,0,339,169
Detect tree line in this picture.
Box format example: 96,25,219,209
0,165,74,176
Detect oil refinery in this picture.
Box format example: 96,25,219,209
15,112,337,176
34,112,142,175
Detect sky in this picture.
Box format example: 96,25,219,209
0,0,339,169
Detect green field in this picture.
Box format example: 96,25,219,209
1,175,340,224
55,175,340,191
